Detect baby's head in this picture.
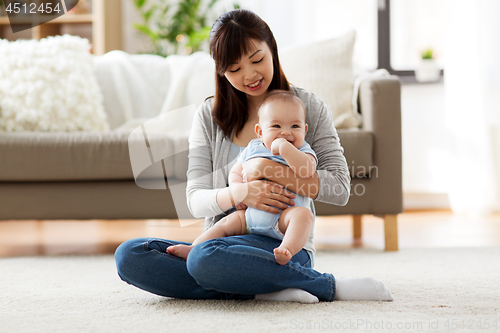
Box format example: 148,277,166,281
254,90,308,150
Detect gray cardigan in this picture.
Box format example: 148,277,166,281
186,85,351,261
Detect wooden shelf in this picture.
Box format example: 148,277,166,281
0,0,121,55
0,14,93,25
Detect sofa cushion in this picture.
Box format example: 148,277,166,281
280,31,360,129
0,131,141,181
338,129,374,178
0,129,373,182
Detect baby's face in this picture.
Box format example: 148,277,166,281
255,99,308,151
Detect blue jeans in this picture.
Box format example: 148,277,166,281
114,234,336,301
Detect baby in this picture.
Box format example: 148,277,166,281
167,90,317,265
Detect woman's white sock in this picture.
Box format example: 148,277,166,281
254,278,393,303
334,277,394,301
255,288,319,303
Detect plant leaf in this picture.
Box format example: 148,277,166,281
132,23,159,41
134,0,146,9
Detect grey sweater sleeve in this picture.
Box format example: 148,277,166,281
292,86,351,205
185,101,226,219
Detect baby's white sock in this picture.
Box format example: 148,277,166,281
255,288,319,303
334,277,394,301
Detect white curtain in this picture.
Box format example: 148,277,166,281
444,0,500,215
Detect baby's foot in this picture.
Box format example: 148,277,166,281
273,246,292,265
166,244,193,260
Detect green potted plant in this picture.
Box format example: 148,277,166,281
132,0,238,57
415,48,440,82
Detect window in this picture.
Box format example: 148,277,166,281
221,0,379,71
378,0,445,77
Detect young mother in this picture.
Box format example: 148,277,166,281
115,9,393,303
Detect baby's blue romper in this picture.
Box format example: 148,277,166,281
236,139,318,240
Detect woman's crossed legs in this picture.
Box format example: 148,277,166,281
114,235,393,303
115,235,332,301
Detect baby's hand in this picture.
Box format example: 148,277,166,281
235,203,247,210
271,138,288,155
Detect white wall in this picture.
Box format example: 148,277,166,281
121,0,151,54
401,82,450,209
402,82,447,193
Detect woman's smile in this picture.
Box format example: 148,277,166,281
246,78,264,91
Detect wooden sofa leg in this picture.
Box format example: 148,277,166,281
383,214,399,251
352,215,362,239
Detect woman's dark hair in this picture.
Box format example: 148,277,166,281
209,9,290,138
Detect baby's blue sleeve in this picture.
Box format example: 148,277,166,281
237,147,247,165
300,141,318,166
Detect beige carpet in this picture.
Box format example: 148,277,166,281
1,247,499,333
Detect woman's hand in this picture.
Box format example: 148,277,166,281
232,180,296,214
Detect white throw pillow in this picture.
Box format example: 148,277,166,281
0,35,109,132
280,31,360,129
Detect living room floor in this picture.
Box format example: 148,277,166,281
1,210,499,257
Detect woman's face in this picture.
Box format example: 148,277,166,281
224,39,274,99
